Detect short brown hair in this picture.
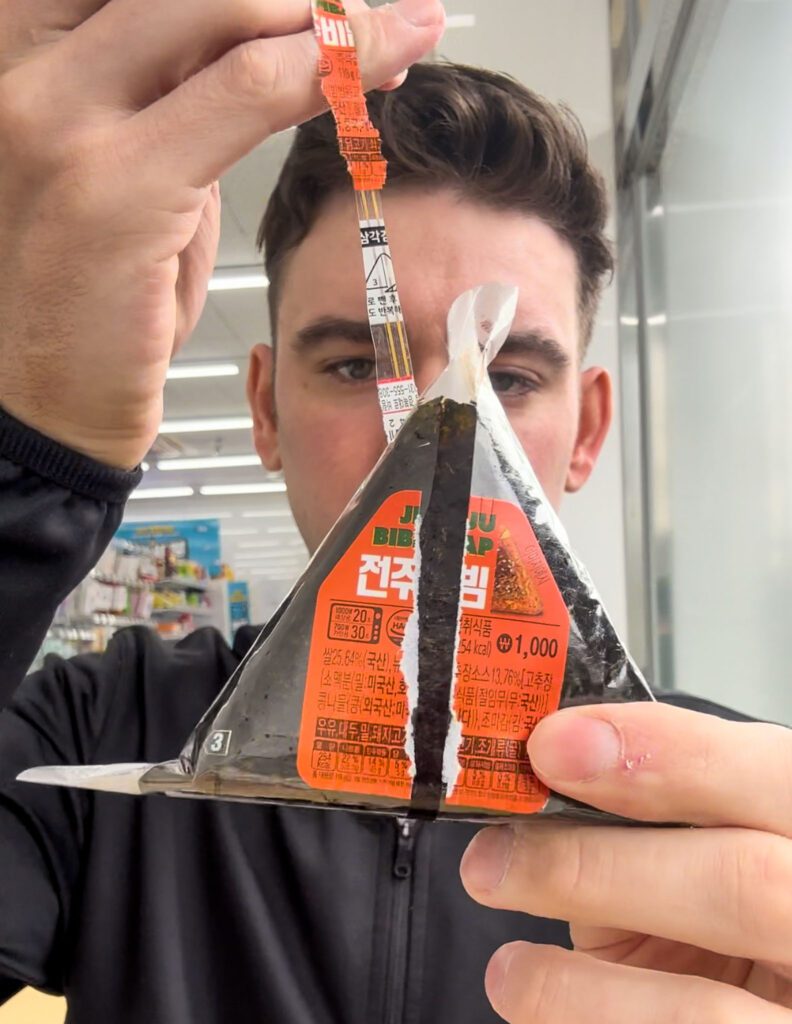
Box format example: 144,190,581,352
258,61,613,348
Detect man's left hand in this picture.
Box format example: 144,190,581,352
460,702,792,1022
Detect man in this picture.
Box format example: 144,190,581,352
1,3,790,1023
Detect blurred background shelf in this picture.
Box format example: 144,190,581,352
153,578,208,593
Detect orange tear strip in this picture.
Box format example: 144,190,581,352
311,0,418,443
312,1,388,192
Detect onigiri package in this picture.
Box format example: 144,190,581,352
22,283,653,823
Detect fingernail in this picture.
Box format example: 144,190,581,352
460,826,514,892
528,713,622,783
485,944,517,1014
394,0,445,28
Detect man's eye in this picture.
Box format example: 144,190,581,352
328,358,377,382
488,370,540,397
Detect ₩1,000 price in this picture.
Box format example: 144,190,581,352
496,632,559,660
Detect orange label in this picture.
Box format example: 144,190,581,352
312,1,388,192
299,491,569,814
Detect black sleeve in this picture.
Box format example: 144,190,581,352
0,406,140,998
0,649,115,998
0,405,141,705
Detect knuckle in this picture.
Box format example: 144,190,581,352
0,65,88,183
356,7,389,59
717,832,792,939
669,987,731,1024
524,827,608,913
224,39,282,103
355,11,397,87
0,69,42,150
768,721,792,800
355,5,425,89
695,985,763,1024
510,946,573,1020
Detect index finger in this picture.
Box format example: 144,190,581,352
526,701,792,836
127,0,445,188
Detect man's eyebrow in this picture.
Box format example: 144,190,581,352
293,316,374,349
293,318,571,371
497,331,571,371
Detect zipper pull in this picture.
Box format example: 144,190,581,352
393,818,416,880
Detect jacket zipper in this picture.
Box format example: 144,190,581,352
383,817,417,1024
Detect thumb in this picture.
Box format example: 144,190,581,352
129,0,445,188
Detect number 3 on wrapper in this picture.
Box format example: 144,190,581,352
205,730,232,757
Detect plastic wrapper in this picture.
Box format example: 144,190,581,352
21,283,654,824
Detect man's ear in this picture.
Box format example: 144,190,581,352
565,366,613,493
247,344,283,472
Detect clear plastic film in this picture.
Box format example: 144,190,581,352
21,283,654,824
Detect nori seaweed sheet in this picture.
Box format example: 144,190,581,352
410,402,476,816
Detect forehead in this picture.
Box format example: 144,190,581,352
277,188,580,354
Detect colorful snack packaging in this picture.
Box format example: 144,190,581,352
21,283,654,823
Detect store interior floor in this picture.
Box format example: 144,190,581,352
0,989,64,1022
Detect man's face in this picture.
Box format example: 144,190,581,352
249,189,611,553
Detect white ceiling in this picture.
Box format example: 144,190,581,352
127,0,614,590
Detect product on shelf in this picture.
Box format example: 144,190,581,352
36,541,215,659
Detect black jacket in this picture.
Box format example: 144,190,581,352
0,406,751,1023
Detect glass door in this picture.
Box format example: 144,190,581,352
615,0,792,721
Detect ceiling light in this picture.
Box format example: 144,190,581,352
159,455,262,471
234,564,305,573
249,553,302,561
141,461,150,472
208,268,269,292
619,315,640,327
160,416,254,434
129,486,195,500
167,362,240,380
222,528,260,537
246,569,299,578
649,205,665,217
237,537,305,548
267,525,300,534
123,510,233,521
242,510,294,519
200,482,287,496
647,314,668,327
232,552,306,563
233,550,306,560
445,13,476,27
235,563,306,571
247,570,298,577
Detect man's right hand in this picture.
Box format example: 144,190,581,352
0,0,444,470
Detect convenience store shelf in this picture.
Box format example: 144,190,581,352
150,607,214,620
89,572,152,590
64,615,151,629
153,578,208,593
